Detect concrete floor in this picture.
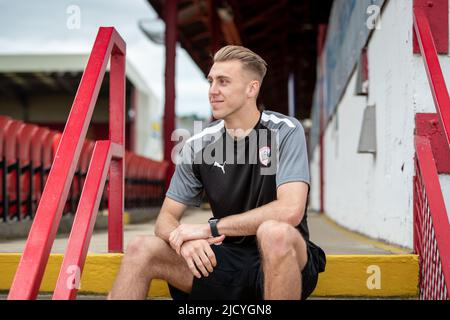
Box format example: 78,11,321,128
0,208,410,255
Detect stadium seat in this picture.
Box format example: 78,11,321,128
4,120,25,220
16,124,39,219
0,116,12,222
30,127,51,216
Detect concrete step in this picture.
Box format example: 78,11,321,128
0,209,418,299
0,252,418,299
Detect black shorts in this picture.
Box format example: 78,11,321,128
168,239,326,300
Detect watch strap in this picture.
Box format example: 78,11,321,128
209,218,220,237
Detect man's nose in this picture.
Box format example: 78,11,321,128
209,82,219,95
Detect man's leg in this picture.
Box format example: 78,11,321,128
256,220,308,300
107,235,194,300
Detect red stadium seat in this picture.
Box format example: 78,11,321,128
1,116,169,218
4,120,25,220
30,127,51,217
41,130,59,188
16,124,39,219
0,116,12,221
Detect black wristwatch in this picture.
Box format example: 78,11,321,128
208,218,220,237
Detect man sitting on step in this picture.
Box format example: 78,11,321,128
108,45,326,300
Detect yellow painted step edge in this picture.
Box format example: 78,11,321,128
0,253,419,298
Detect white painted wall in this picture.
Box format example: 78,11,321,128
309,0,450,248
439,175,450,224
309,146,321,211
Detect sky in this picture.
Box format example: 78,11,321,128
0,0,212,119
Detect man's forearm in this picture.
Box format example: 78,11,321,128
154,211,181,243
216,200,303,237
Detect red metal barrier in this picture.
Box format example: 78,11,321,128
413,7,450,147
53,141,116,300
414,136,450,299
413,7,450,300
17,124,39,219
8,27,126,300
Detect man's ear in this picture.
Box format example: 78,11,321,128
247,80,260,98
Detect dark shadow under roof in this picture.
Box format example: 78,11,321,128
148,0,332,120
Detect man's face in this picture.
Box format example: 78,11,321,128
207,60,257,119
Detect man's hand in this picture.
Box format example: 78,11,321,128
169,223,212,254
180,236,225,278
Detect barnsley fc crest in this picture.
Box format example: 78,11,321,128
259,146,271,166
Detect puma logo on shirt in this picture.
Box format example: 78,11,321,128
213,161,226,174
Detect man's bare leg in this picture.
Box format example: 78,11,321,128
107,235,194,299
256,220,308,300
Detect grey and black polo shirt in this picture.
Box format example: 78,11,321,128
166,110,311,245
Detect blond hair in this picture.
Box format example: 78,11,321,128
213,45,267,82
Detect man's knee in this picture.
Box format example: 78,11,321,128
257,220,304,264
125,235,162,263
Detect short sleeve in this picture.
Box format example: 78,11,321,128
166,143,204,206
276,122,310,188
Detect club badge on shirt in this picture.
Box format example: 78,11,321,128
259,146,271,166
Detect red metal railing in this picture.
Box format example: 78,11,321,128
413,8,450,147
7,27,126,300
414,136,450,299
413,7,450,300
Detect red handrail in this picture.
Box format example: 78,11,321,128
414,136,450,299
413,8,450,147
54,141,118,300
413,7,450,299
7,27,126,300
